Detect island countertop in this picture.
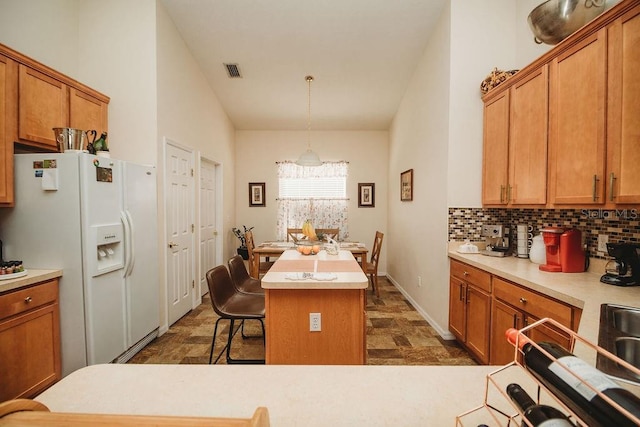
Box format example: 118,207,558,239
261,249,367,289
34,363,515,426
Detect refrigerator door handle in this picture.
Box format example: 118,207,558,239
124,210,136,277
121,211,133,278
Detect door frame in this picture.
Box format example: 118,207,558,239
161,137,196,331
196,155,224,302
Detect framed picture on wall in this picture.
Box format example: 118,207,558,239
358,183,375,208
249,182,266,207
400,169,413,201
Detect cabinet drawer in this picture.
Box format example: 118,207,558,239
493,277,572,327
0,280,58,319
450,260,491,292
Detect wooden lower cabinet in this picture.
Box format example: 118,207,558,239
449,260,491,364
0,279,61,401
450,260,582,366
490,276,581,365
265,288,366,364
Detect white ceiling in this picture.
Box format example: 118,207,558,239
160,0,446,130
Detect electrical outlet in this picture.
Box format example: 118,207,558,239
309,313,321,332
598,234,609,252
418,276,422,287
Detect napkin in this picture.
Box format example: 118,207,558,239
284,272,337,281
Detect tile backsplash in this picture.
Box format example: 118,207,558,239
448,207,640,260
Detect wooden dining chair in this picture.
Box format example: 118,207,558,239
206,265,265,364
245,230,274,278
286,228,304,242
365,231,384,297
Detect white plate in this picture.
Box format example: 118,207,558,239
0,270,28,281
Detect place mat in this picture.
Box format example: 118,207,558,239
317,260,363,273
270,259,316,272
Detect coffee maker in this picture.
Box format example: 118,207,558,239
539,227,586,273
481,225,510,257
600,243,640,287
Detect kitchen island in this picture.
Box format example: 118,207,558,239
262,249,368,365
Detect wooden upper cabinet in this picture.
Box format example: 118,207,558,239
509,66,548,205
482,89,510,205
0,54,17,207
69,88,108,136
607,4,640,205
18,65,69,150
548,29,607,205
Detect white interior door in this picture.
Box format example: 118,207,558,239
165,141,195,326
199,158,218,297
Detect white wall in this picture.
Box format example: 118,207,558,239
235,130,389,272
388,2,452,336
0,0,78,77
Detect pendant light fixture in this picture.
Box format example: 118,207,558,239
295,75,322,167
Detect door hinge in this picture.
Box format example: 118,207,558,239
191,224,195,233
192,280,195,289
191,168,194,177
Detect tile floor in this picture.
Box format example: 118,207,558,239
128,276,477,366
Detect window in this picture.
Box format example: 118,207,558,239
276,161,349,240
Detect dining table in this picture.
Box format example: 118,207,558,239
261,249,368,365
252,241,368,279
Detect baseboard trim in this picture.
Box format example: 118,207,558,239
114,329,159,364
384,274,455,341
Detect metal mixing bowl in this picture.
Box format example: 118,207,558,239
527,0,606,45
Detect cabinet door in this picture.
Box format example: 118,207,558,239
448,277,466,341
490,299,523,365
0,302,60,400
607,5,640,205
482,90,510,205
70,88,108,136
526,315,572,351
0,53,17,207
549,29,606,205
509,66,548,205
18,65,69,150
465,284,491,364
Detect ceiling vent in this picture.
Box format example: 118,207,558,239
224,63,242,78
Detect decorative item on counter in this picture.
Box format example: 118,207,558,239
529,233,546,265
325,238,339,256
295,240,322,256
480,68,519,95
85,130,97,154
457,240,479,254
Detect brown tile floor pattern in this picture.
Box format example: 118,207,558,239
128,276,477,366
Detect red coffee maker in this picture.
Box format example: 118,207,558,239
560,229,586,273
539,227,586,273
539,228,564,272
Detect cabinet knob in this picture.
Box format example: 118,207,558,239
463,271,469,276
519,297,527,304
24,296,32,304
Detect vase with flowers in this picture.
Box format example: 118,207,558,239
232,225,254,260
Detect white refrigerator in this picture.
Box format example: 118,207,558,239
0,152,159,377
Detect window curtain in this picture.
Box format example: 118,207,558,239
276,161,349,241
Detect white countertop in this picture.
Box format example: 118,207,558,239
0,269,63,293
36,364,507,426
448,243,640,363
262,249,368,290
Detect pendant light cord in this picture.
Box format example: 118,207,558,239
306,75,313,150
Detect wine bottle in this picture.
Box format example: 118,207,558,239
506,328,640,427
506,383,573,426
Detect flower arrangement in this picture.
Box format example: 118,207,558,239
232,225,254,248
